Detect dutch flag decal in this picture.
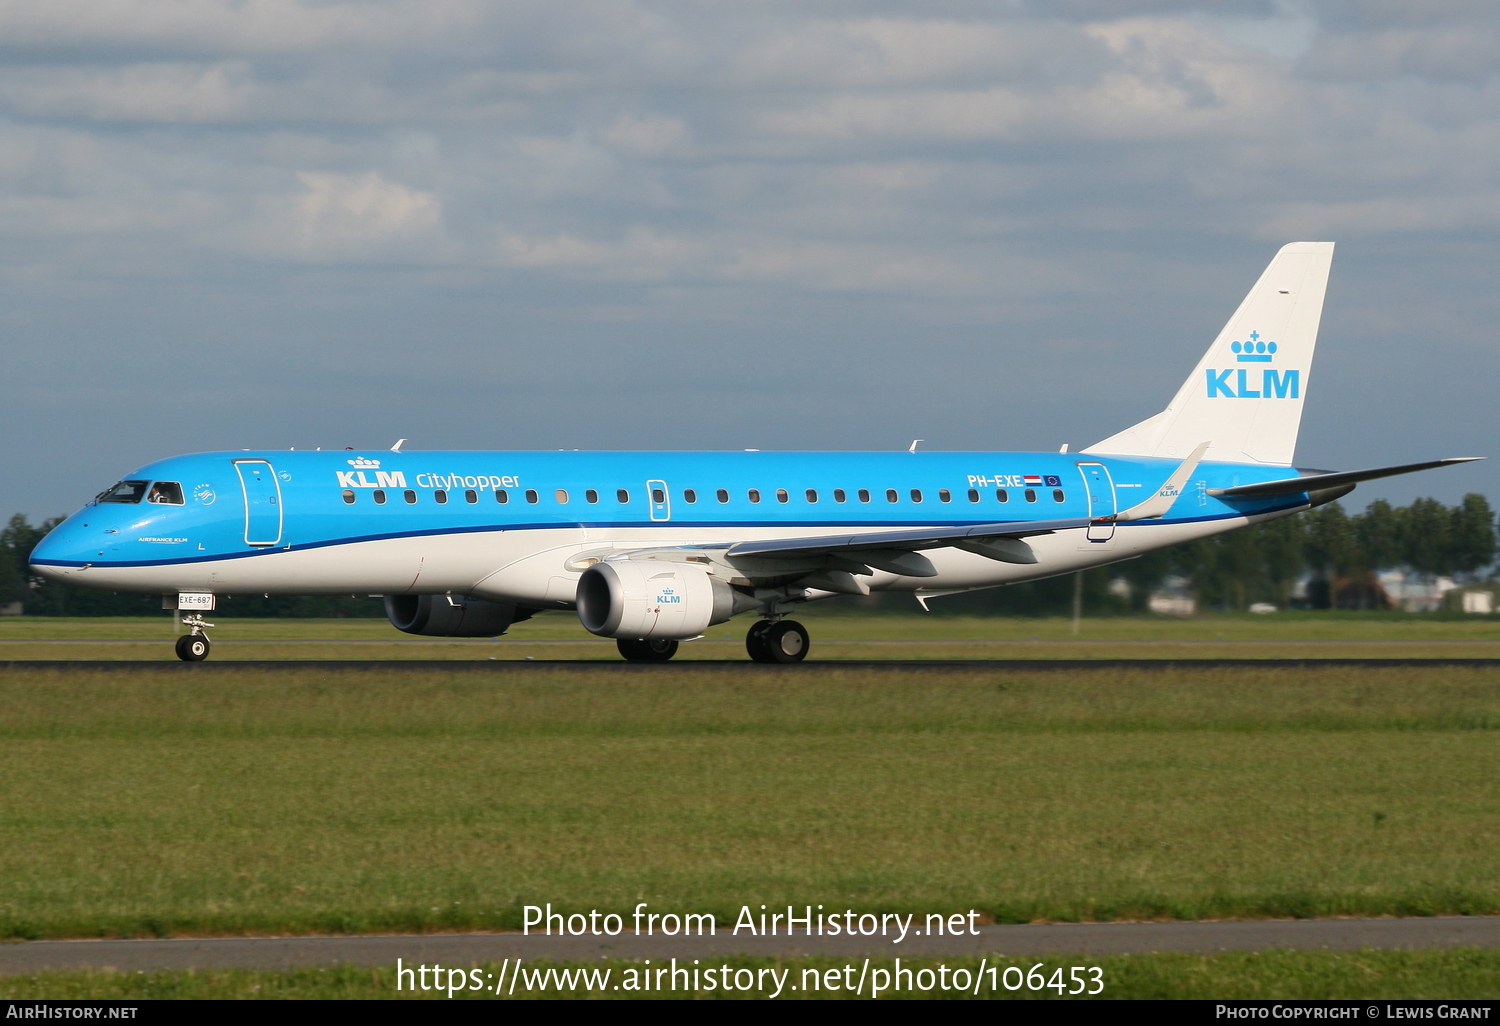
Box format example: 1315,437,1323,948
1023,475,1043,486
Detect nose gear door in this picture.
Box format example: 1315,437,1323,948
234,459,283,546
1077,462,1116,542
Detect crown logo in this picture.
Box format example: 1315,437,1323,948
1231,330,1276,363
347,457,381,468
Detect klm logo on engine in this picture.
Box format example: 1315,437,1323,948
1206,330,1299,399
656,588,682,605
335,457,407,489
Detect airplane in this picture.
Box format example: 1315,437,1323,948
28,241,1480,662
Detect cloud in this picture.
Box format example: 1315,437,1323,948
291,171,441,256
1,1,1499,514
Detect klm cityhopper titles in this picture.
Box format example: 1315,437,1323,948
29,242,1479,662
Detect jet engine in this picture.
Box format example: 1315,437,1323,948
576,561,752,640
384,594,534,637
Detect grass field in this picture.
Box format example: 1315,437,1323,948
0,663,1496,941
4,950,1500,1000
1,610,1497,660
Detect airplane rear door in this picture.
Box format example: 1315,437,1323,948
646,479,670,522
1078,463,1116,542
234,459,283,547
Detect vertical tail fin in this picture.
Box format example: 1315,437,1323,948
1083,241,1334,466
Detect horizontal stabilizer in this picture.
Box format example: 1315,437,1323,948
1207,457,1483,499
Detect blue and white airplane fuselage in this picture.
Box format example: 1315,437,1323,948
26,242,1480,661
29,448,1309,601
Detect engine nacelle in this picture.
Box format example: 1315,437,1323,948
576,561,748,640
384,594,534,637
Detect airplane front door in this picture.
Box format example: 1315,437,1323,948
234,459,283,547
1078,463,1116,542
646,479,670,522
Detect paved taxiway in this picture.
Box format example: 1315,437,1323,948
4,658,1500,670
3,918,1498,973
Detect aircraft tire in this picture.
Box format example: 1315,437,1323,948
616,638,679,662
746,620,775,662
175,635,210,662
756,620,809,663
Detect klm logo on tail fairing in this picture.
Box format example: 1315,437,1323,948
335,457,407,490
1206,330,1299,399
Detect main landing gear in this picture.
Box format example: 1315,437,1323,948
175,614,213,662
617,638,679,662
612,621,811,663
746,619,810,663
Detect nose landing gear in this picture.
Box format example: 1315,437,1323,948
746,619,809,663
175,614,213,662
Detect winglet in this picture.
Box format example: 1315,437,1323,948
1111,441,1211,522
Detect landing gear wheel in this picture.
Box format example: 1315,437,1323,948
617,638,679,662
747,619,809,663
746,620,774,662
175,634,210,662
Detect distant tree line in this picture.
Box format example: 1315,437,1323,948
873,493,1499,617
2,495,1496,617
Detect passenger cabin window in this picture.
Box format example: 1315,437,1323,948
526,489,539,504
147,481,184,505
834,489,846,503
404,489,417,504
373,489,387,504
748,489,761,503
617,489,629,504
434,489,448,504
939,489,951,503
858,489,871,503
716,489,729,503
996,489,1009,503
586,489,598,503
885,489,898,503
776,489,788,503
1053,489,1066,502
684,489,697,503
96,480,149,504
910,489,923,503
556,489,569,504
652,488,665,504
465,490,477,503
496,489,508,504
341,489,356,504
968,489,980,502
805,489,817,503
1024,489,1037,502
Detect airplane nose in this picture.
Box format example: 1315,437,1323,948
27,523,90,580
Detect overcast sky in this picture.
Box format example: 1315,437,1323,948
2,0,1497,519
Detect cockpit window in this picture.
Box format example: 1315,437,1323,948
96,480,149,504
147,481,184,505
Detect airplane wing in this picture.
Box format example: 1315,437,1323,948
722,516,1093,559
1207,457,1482,499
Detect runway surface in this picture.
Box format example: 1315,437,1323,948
3,658,1500,670
4,917,1498,973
